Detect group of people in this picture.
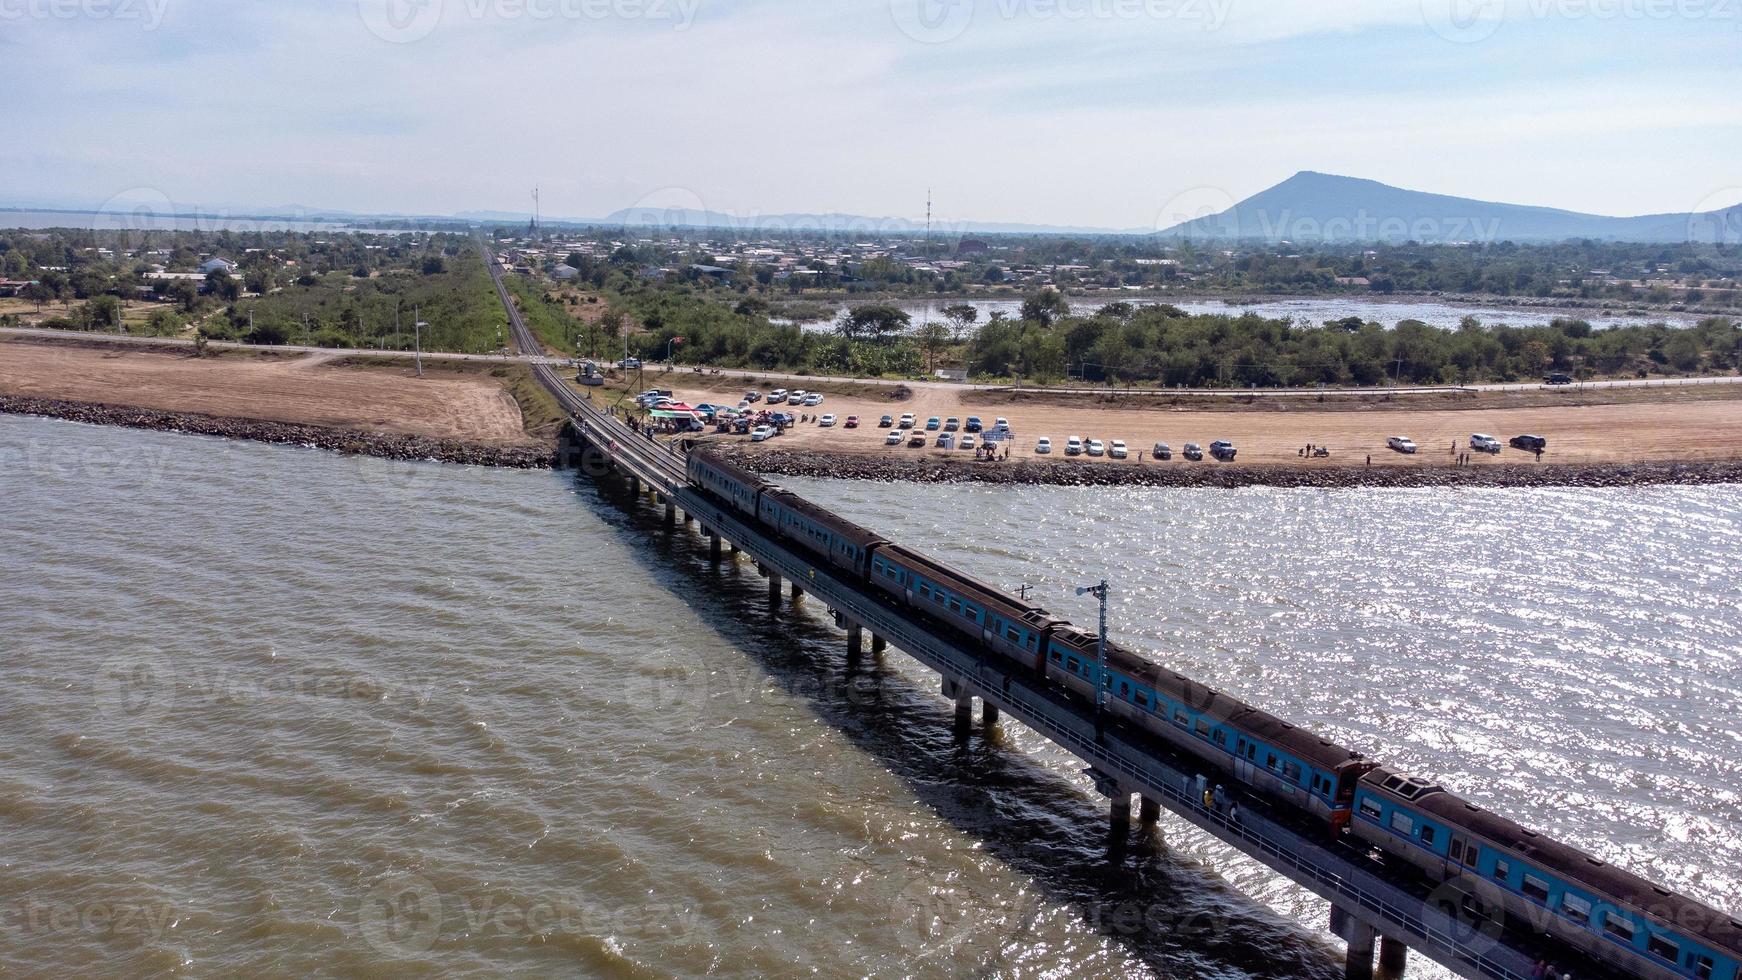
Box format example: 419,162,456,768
1530,959,1574,979
974,443,1011,461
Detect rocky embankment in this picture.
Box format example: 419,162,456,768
1,395,555,468
713,445,1742,489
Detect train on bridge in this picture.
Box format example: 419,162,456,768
688,449,1741,980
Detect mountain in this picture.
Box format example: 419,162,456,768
1157,171,1742,244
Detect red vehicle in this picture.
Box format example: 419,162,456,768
844,415,860,429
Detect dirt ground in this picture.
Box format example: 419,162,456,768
664,379,1742,468
0,339,533,444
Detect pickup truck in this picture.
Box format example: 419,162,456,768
1209,440,1237,462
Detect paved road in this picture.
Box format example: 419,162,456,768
8,325,1736,399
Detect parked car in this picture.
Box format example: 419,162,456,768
1065,436,1084,456
769,412,795,426
819,414,837,427
1035,437,1053,455
1510,434,1548,451
1470,433,1502,453
844,415,860,429
885,431,903,446
751,425,775,442
1183,443,1204,461
1152,442,1172,460
1209,440,1237,462
769,389,788,404
619,357,641,369
965,416,984,433
908,430,927,447
926,416,941,431
1388,436,1419,454
803,393,824,407
787,389,806,403
994,417,1010,431
1086,439,1106,457
1544,373,1574,385
1109,440,1128,459
744,391,761,403
878,415,895,428
944,417,960,432
935,433,953,448
960,434,977,450
899,413,916,428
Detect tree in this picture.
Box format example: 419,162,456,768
916,322,950,370
1020,290,1069,326
840,304,910,341
941,303,979,342
421,256,447,275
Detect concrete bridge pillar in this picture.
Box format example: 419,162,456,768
789,581,803,599
954,691,973,735
1377,936,1407,980
870,634,886,654
1139,796,1161,828
847,624,863,659
1331,905,1376,980
682,510,694,525
629,474,640,495
664,498,676,526
708,531,721,561
1109,791,1133,838
982,701,999,726
765,568,782,605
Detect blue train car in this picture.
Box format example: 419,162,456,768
868,544,1057,669
687,450,765,519
1043,626,1370,828
758,488,885,578
1354,768,1742,980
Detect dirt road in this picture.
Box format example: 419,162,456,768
0,340,533,445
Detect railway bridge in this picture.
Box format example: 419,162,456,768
482,245,1706,980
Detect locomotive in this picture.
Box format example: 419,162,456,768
685,450,1741,980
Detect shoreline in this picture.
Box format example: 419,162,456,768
0,395,556,469
714,445,1742,490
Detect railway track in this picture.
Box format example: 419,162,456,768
480,241,685,488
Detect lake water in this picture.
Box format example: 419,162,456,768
790,295,1705,333
3,413,1738,977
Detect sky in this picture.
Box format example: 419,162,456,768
3,0,1739,229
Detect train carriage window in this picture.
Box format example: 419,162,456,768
1560,892,1591,925
1266,754,1279,772
1449,840,1465,864
1522,874,1551,904
1118,681,1130,697
1691,953,1715,979
948,598,962,613
1360,798,1383,821
1419,825,1436,847
1135,692,1148,709
1646,935,1678,961
1174,710,1189,727
1246,744,1257,760
1066,657,1080,671
1212,729,1227,747
1006,627,1021,644
1389,811,1415,835
1050,651,1063,663
1283,761,1302,783
1602,912,1637,943
1493,859,1511,884
1194,720,1212,739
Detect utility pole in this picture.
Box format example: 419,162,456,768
413,305,425,378
1076,580,1110,738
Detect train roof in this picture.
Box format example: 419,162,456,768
691,448,774,492
1047,631,1367,772
878,543,1058,627
763,487,888,551
1363,766,1742,957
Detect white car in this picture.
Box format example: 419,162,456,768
1065,436,1084,457
751,425,775,442
898,413,916,428
960,434,977,450
1470,433,1502,453
769,389,788,404
885,431,903,446
994,417,1010,430
1086,439,1106,457
803,393,824,407
1388,436,1419,454
1109,440,1128,459
1035,437,1052,454
819,414,837,427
